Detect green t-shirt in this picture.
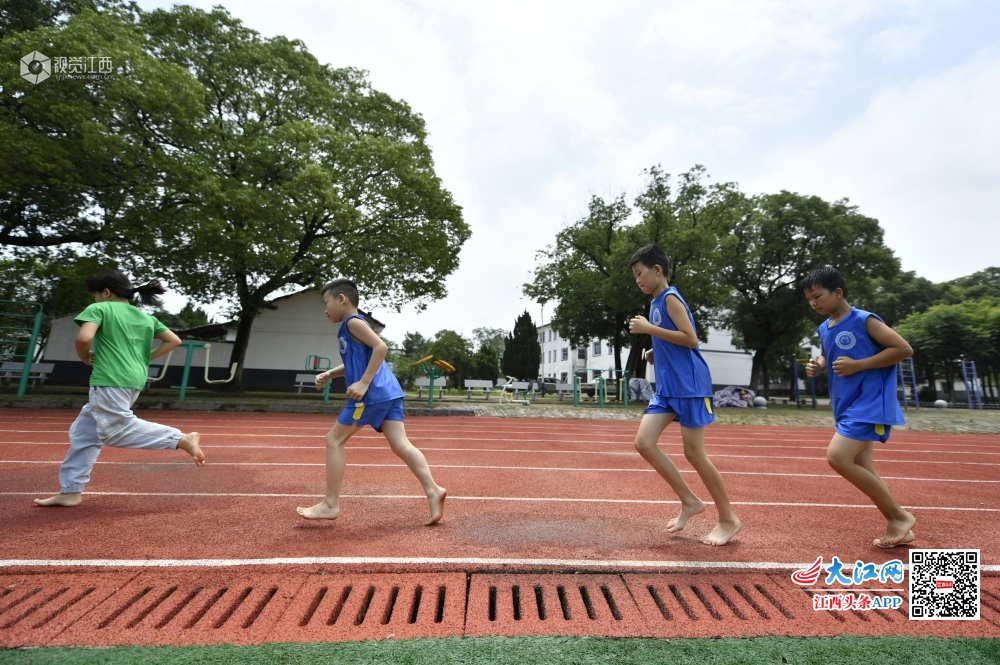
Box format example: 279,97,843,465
75,301,169,390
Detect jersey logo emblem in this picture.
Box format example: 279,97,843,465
651,307,662,326
835,331,856,350
338,337,348,354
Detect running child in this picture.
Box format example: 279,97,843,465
802,265,915,548
296,279,446,525
35,270,204,508
628,244,741,546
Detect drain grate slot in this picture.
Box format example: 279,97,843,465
691,586,721,620
669,585,697,620
601,586,621,621
300,587,326,627
511,585,521,621
557,586,571,620
647,586,672,620
214,587,253,629
2,588,68,629
382,587,400,625
243,587,278,629
185,587,227,629
733,585,768,619
126,587,175,629
328,586,352,625
155,587,202,629
34,587,95,629
756,584,794,619
98,587,152,629
0,588,41,617
579,586,596,620
488,586,496,622
712,586,746,620
434,586,446,624
355,586,375,625
534,586,546,621
408,586,422,624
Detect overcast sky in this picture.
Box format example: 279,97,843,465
139,0,1000,344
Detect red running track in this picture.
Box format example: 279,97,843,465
2,409,998,569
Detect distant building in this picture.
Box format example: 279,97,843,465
42,289,384,392
536,323,752,389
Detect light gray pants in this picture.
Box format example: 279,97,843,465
59,386,184,494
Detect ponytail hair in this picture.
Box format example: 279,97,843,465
85,269,167,306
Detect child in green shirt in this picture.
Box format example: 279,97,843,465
34,270,204,508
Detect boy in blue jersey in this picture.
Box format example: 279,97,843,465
297,279,447,525
802,265,916,548
628,245,741,546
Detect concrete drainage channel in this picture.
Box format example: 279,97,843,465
1,571,998,646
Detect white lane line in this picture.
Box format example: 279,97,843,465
3,556,994,571
2,460,997,484
3,491,997,511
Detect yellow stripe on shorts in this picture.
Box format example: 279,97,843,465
875,424,885,436
352,404,365,422
704,397,713,415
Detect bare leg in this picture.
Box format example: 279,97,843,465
381,420,446,525
297,422,357,520
177,432,205,466
633,413,704,532
680,425,741,546
827,435,915,547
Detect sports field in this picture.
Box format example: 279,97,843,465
1,409,998,653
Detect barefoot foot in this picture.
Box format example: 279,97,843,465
297,501,340,520
425,487,446,526
34,493,82,507
874,512,917,549
701,517,742,546
177,432,205,466
667,498,705,533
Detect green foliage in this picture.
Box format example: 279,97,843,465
147,302,211,331
720,191,899,394
949,267,1000,301
0,0,119,39
427,329,471,387
469,344,499,381
501,311,540,380
472,326,505,376
853,270,952,329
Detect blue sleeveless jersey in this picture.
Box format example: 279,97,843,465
338,314,405,407
649,287,713,398
818,308,904,426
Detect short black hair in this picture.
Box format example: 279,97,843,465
85,269,166,306
321,278,359,306
630,244,670,275
801,265,848,299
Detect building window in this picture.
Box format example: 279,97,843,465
577,348,586,360
560,372,567,383
561,348,568,361
592,341,602,356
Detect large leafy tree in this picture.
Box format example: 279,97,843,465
719,192,899,394
428,329,471,388
132,6,469,390
501,311,540,380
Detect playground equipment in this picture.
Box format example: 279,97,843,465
897,357,920,410
572,368,630,409
0,300,43,397
497,376,531,406
306,354,333,404
792,357,817,409
411,355,455,406
147,339,237,400
960,359,983,410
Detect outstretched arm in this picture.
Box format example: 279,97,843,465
344,317,389,400
831,317,913,377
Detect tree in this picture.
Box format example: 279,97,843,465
501,311,540,380
0,0,118,40
428,329,471,388
472,326,505,376
852,271,952,329
401,331,431,359
134,6,469,390
469,345,499,381
147,302,211,331
949,267,1000,301
720,192,899,395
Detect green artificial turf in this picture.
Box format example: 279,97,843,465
1,637,999,665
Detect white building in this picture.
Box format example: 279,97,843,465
537,323,752,388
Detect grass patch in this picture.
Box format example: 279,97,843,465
1,636,999,665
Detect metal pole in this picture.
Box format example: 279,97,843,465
598,375,605,408
792,357,800,409
810,375,817,409
17,305,43,398
427,369,435,407
178,341,198,401
323,380,331,405
623,369,629,409
573,374,579,407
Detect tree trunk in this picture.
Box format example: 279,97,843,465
749,349,767,395
625,334,649,383
221,306,262,392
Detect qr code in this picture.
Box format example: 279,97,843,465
909,549,979,620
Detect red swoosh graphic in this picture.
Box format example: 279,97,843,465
790,556,823,585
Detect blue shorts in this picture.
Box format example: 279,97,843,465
835,420,892,443
337,398,404,432
644,395,715,428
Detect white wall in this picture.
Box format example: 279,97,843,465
242,290,343,371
